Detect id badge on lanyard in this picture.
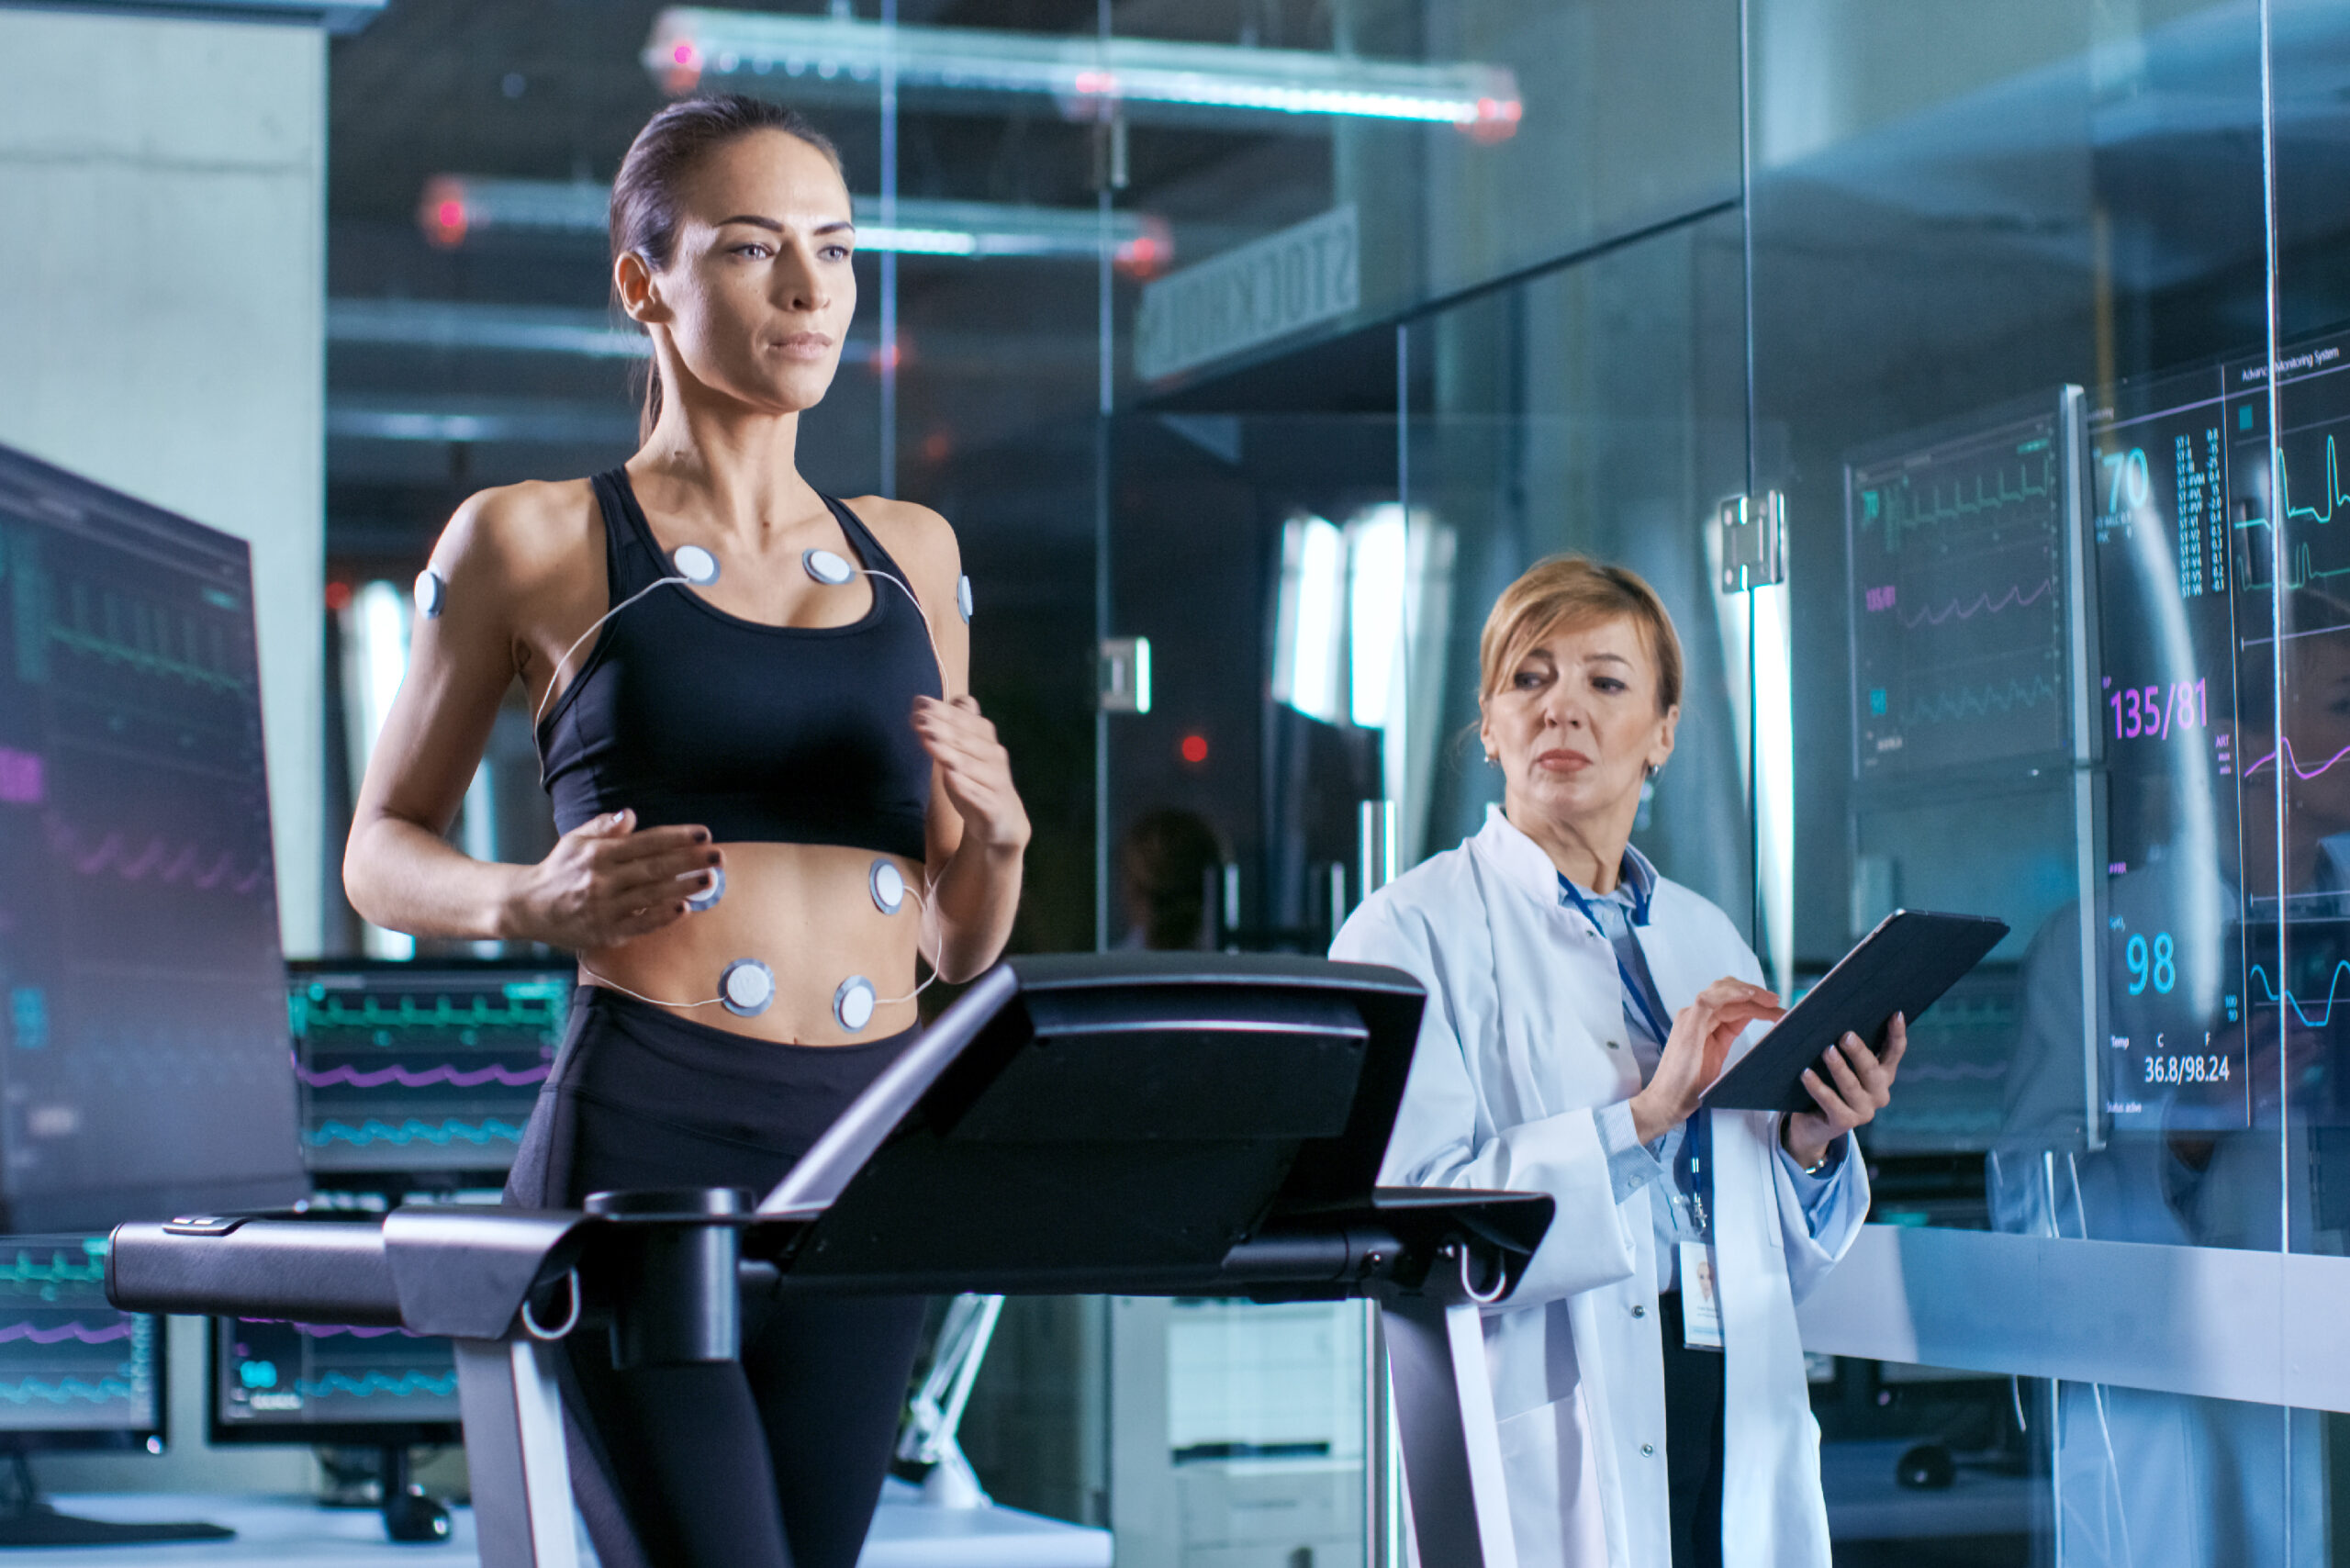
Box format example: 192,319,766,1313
1677,1241,1724,1350
1675,1110,1722,1350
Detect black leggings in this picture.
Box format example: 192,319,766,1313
504,985,927,1568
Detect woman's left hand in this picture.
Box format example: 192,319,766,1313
914,694,1031,853
1783,1012,1907,1169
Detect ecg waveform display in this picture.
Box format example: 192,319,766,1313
291,966,568,1176
1849,412,2072,778
0,1236,159,1438
0,445,304,1231
215,1315,460,1436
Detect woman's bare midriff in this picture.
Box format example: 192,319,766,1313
579,841,928,1044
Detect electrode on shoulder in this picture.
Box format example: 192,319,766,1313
720,958,774,1018
415,569,445,620
868,858,906,915
834,975,877,1033
957,574,973,623
673,545,720,587
802,548,856,587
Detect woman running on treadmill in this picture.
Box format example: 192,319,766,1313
341,94,1029,1568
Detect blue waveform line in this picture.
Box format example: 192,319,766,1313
0,1377,134,1406
306,1118,525,1149
297,1371,457,1400
2249,961,2350,1027
1897,674,2060,726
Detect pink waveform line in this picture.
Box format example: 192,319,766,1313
292,1054,549,1090
45,822,268,894
0,1320,132,1346
1897,577,2057,629
2243,737,2350,781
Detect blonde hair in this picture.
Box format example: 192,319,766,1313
1478,554,1683,714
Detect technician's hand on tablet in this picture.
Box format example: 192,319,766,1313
1629,977,1785,1144
502,807,724,950
1784,1012,1908,1169
914,694,1032,853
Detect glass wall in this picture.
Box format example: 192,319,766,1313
1103,1,2350,1564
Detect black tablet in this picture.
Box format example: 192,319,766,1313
1701,910,2009,1114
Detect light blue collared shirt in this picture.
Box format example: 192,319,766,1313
1568,849,1849,1293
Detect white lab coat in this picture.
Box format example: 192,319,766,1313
1333,809,1869,1568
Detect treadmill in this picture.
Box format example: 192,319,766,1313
108,955,1552,1568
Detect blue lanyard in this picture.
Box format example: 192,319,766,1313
1557,872,1673,1047
1560,868,1709,1235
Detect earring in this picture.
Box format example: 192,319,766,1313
1484,751,1498,766
1643,761,1662,781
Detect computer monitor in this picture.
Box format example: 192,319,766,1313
288,961,572,1180
208,1313,460,1448
0,1235,162,1454
0,443,305,1231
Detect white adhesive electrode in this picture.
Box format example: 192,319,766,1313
834,975,877,1033
673,544,720,586
687,865,726,913
956,574,973,623
720,958,775,1018
803,548,856,587
869,858,906,915
416,569,446,620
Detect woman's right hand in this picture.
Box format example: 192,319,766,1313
1628,977,1784,1145
498,809,722,951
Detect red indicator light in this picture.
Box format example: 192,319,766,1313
324,580,352,612
1181,734,1208,765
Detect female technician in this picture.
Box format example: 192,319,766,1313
341,96,1029,1568
1332,556,1901,1568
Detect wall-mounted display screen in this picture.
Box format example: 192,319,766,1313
0,445,304,1230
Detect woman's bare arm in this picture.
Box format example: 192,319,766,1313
341,484,720,947
868,499,1028,981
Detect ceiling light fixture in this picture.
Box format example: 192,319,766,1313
418,176,1171,271
643,9,1521,138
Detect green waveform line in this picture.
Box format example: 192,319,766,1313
0,1248,106,1294
1863,454,2055,549
1897,674,2060,726
46,625,246,692
2235,542,2350,592
293,991,565,1037
2285,435,2350,527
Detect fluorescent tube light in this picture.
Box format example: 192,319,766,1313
419,176,1171,270
1273,516,1347,723
643,9,1521,137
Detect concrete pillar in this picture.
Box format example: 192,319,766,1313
0,8,326,957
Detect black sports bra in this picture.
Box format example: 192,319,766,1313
535,469,940,859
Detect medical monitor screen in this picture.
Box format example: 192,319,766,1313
0,1236,162,1448
290,964,569,1176
1849,406,2075,780
0,444,304,1231
1844,324,2350,1147
211,1314,458,1444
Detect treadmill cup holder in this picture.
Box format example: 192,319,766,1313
580,1187,755,1368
